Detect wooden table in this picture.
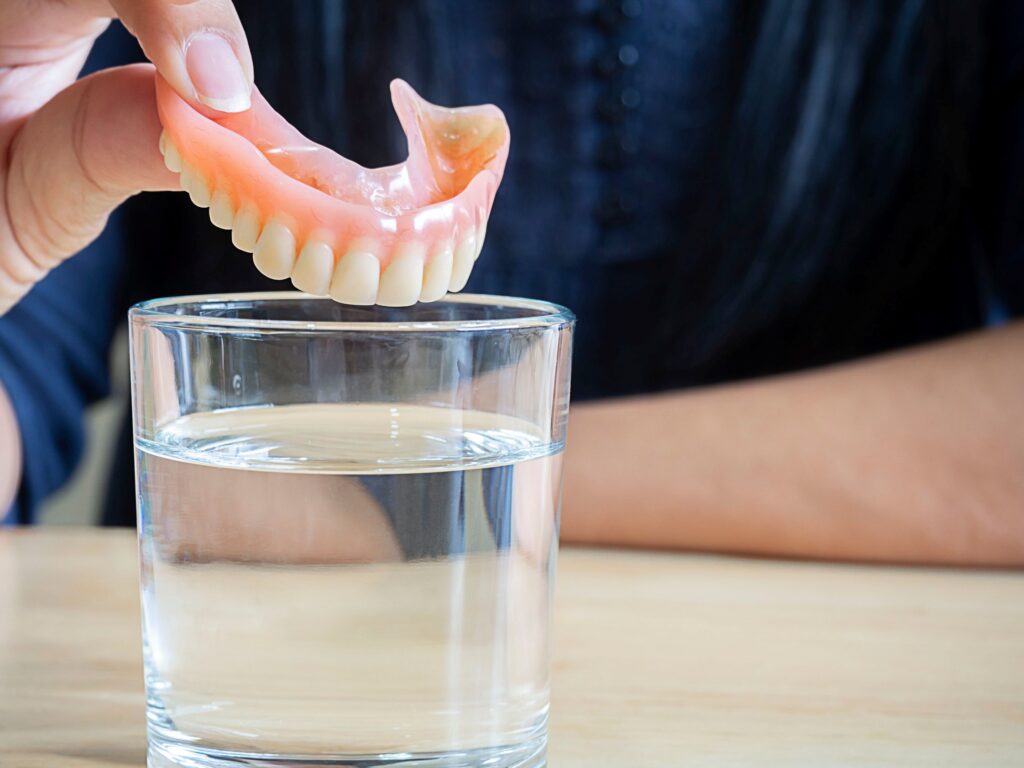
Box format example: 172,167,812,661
1,529,1023,767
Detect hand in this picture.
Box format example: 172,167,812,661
0,0,254,315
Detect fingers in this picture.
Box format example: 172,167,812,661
0,64,175,314
108,0,253,113
0,0,253,113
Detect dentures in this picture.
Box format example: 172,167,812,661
155,76,509,306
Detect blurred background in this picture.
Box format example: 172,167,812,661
36,330,126,525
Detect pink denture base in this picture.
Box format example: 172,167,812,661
154,75,510,263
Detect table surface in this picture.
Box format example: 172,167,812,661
1,529,1023,767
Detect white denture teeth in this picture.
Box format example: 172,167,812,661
330,243,380,306
179,165,211,208
252,219,297,280
158,131,168,157
378,242,426,307
189,181,211,208
231,207,261,253
208,191,235,229
420,240,454,303
163,141,182,173
291,239,334,296
449,230,478,293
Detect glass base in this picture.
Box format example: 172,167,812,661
147,737,547,768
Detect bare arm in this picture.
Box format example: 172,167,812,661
0,383,20,515
561,323,1024,566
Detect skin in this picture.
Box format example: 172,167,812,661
0,0,252,313
0,3,1020,567
561,322,1024,566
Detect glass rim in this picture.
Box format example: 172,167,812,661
129,291,575,333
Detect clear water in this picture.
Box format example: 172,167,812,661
136,403,561,768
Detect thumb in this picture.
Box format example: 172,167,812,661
0,64,175,314
110,0,254,114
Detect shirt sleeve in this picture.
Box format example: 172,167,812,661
0,215,126,524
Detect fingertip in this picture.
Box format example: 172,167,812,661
110,0,254,115
184,30,252,113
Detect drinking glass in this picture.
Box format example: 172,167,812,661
128,292,574,768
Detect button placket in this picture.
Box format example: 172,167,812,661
592,0,643,228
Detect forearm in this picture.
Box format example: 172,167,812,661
0,382,21,515
561,323,1024,566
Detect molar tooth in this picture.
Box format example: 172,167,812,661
291,239,334,296
163,141,182,173
420,240,453,303
449,230,478,292
252,219,297,280
231,207,261,252
181,165,211,208
378,242,426,307
329,243,380,305
208,191,235,230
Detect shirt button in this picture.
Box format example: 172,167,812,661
618,44,640,66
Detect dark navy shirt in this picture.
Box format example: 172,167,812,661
2,2,1023,524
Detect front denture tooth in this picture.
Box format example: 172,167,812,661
329,242,380,305
180,165,211,207
190,185,211,208
474,219,487,261
158,131,168,157
208,191,235,230
291,239,334,296
449,230,478,293
252,219,297,280
163,141,182,173
420,240,454,303
378,242,426,307
188,179,211,208
177,167,193,194
231,206,261,253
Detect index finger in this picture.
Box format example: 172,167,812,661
109,0,253,113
